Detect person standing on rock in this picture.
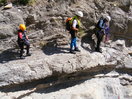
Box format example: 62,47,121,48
17,24,31,59
103,22,110,43
95,15,111,53
69,11,83,53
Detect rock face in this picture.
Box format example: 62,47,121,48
0,7,24,51
0,0,132,99
16,77,132,99
0,0,132,51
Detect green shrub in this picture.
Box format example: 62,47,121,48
18,0,36,5
0,0,36,5
0,0,7,4
18,0,30,5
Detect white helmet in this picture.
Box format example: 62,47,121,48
75,11,83,17
105,16,111,22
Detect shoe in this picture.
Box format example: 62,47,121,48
20,56,25,59
70,50,76,54
95,48,102,53
74,48,80,52
98,50,102,53
26,53,31,56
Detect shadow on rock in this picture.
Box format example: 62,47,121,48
41,38,70,55
81,29,95,53
37,78,87,94
0,48,20,63
42,46,70,55
0,65,116,98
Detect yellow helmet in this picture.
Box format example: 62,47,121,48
19,24,26,31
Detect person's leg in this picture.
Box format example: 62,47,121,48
26,45,30,55
96,38,101,51
70,30,76,53
95,31,99,51
74,37,80,51
104,34,110,43
96,32,104,52
73,37,76,48
25,40,31,56
70,37,74,52
19,43,24,58
96,31,101,52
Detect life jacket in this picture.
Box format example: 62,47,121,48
17,30,27,43
66,16,81,31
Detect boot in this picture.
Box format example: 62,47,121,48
20,50,25,59
70,49,76,54
74,47,80,52
95,47,102,53
26,53,31,56
26,47,31,56
20,55,25,59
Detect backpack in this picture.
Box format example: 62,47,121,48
96,17,104,29
66,17,72,31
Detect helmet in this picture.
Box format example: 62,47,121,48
75,11,83,17
105,16,111,22
19,24,26,31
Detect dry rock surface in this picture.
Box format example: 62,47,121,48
0,40,132,99
0,0,132,99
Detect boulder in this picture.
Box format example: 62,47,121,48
0,8,24,51
26,14,37,26
4,3,13,9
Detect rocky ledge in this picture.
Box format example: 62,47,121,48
0,39,131,99
0,40,131,87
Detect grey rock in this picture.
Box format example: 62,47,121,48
0,39,131,87
0,7,24,51
0,25,13,39
0,1,131,99
26,14,37,26
110,7,127,34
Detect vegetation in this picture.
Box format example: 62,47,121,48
0,0,36,5
18,0,36,5
0,0,6,4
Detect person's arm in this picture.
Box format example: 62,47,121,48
23,31,29,40
105,27,110,34
26,36,29,40
72,20,78,31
